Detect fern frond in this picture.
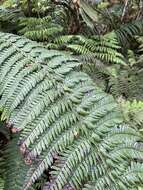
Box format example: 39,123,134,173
0,32,142,190
83,162,143,189
113,72,143,100
50,32,125,65
115,20,143,46
18,16,63,42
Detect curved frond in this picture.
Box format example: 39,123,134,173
0,32,142,190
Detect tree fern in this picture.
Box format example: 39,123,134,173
0,32,143,190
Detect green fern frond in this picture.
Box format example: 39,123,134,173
83,162,143,190
115,20,143,46
0,32,142,190
50,32,125,65
18,16,63,42
107,47,143,100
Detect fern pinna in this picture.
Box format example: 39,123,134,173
0,32,143,190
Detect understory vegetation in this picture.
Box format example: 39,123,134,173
0,0,143,189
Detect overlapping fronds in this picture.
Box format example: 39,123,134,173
0,32,143,190
18,16,63,42
108,48,143,100
109,69,143,100
115,20,143,46
48,32,125,65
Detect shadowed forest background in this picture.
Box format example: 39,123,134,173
0,0,143,190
